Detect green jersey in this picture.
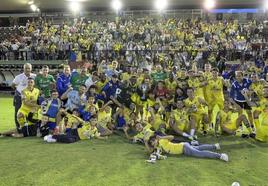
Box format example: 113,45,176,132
70,73,89,90
35,74,55,97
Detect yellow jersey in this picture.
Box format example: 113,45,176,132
207,77,224,98
21,88,40,111
184,96,206,115
133,123,154,141
97,110,112,128
158,139,184,155
78,124,100,140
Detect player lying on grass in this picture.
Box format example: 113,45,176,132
145,135,229,162
44,115,107,143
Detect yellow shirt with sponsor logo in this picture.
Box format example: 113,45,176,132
158,139,184,155
78,123,100,140
21,88,40,111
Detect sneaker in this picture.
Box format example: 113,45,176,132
215,143,221,150
191,140,199,146
44,135,56,142
43,135,49,142
249,133,256,139
203,131,208,136
146,159,156,163
220,153,229,162
47,137,57,143
241,134,249,138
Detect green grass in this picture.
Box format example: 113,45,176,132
0,95,268,186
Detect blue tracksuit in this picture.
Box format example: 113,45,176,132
230,78,252,102
56,73,71,96
102,80,120,102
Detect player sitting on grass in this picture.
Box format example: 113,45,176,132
215,100,255,138
184,88,209,136
169,100,197,141
146,135,229,162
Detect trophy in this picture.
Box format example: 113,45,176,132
141,84,147,100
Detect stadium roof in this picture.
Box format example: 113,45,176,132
0,0,264,12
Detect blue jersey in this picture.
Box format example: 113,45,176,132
41,98,61,117
46,99,61,118
56,73,71,96
117,116,126,128
264,66,268,75
230,78,252,102
102,80,120,101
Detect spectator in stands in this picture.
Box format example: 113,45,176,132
11,63,36,132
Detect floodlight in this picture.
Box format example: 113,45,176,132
30,4,37,11
28,1,34,5
204,0,216,10
155,0,168,11
111,0,122,12
69,1,81,13
265,0,268,10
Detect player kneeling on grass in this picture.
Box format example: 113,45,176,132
215,100,255,138
44,116,107,143
1,78,40,138
146,135,229,162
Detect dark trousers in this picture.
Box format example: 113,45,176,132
53,134,80,143
13,91,21,132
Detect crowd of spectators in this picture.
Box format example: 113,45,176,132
0,17,267,70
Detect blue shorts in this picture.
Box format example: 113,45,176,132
47,122,56,130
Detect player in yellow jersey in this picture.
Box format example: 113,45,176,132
184,88,209,135
1,78,40,137
187,70,206,99
146,135,228,162
165,73,177,93
249,73,266,101
123,122,155,143
169,100,196,140
215,100,255,137
206,69,225,125
97,101,114,136
253,86,268,142
147,98,167,133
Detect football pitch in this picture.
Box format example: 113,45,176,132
0,95,267,186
